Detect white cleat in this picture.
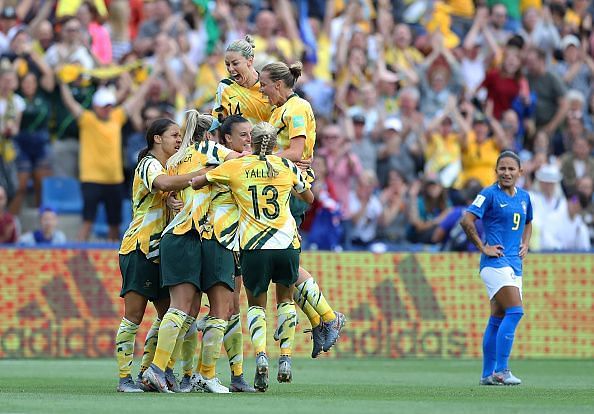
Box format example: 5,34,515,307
117,375,144,392
479,374,502,386
191,373,205,392
142,364,174,393
494,369,522,385
199,376,231,393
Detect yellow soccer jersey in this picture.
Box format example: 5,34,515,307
269,93,316,183
163,140,232,235
212,78,273,125
119,155,168,261
206,155,311,250
201,183,240,251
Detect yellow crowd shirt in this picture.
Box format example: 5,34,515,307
206,155,310,250
212,78,272,125
459,131,500,187
119,155,167,261
424,132,461,175
78,107,126,184
163,140,232,236
269,93,316,183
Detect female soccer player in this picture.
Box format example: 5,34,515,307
142,112,241,394
260,61,346,358
116,118,202,392
461,150,532,386
212,35,272,125
191,122,314,391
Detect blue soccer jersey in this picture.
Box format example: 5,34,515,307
467,184,533,276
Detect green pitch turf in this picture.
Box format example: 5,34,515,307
1,358,592,414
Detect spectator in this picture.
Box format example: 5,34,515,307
44,16,95,71
576,176,594,246
519,6,561,55
344,170,383,249
18,205,67,246
407,176,451,245
59,71,152,241
346,113,378,174
0,7,19,55
376,169,410,247
552,35,594,95
432,179,483,251
32,20,55,55
9,72,52,214
560,137,594,195
0,63,24,201
78,1,113,65
134,0,189,56
0,184,18,243
525,46,568,153
376,118,416,187
529,163,568,250
106,0,131,63
541,191,591,251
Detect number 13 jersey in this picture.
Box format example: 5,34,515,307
205,155,310,250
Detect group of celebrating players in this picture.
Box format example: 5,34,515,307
114,36,345,394
115,33,534,393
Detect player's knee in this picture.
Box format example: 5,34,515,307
505,306,524,321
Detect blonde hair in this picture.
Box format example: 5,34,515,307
226,35,255,59
251,122,278,178
166,110,214,168
261,61,302,88
108,0,130,41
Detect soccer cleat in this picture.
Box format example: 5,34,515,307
117,375,144,393
322,311,346,352
178,374,193,393
277,355,292,383
253,352,269,392
230,374,256,392
479,374,502,385
165,367,181,392
199,376,231,393
304,324,325,358
494,369,522,385
191,373,205,392
137,372,156,392
142,364,173,393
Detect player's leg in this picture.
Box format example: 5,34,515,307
179,292,202,392
116,291,147,392
479,299,504,385
493,284,524,385
294,267,345,356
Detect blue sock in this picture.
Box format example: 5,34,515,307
495,306,524,373
482,316,503,378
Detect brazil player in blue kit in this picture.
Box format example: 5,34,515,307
461,150,533,386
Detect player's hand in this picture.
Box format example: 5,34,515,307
482,244,504,258
190,176,202,190
296,157,312,170
519,243,529,259
167,193,183,213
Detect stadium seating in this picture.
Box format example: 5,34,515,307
41,177,83,214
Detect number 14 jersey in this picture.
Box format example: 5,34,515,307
205,155,310,250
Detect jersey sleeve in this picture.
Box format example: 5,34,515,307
204,141,232,166
286,100,309,139
206,162,232,186
140,157,166,193
467,188,491,219
212,80,230,119
286,159,310,193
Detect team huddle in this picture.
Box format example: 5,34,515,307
115,36,345,394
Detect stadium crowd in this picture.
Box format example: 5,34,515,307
0,0,593,252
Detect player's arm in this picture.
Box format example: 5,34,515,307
277,104,308,162
461,212,504,257
190,163,230,190
277,136,305,162
519,221,532,258
289,159,314,204
153,171,203,192
293,187,314,204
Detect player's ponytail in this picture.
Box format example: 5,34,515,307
167,110,215,169
252,122,278,178
261,61,302,88
226,35,255,59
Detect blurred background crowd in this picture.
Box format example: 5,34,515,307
0,0,593,252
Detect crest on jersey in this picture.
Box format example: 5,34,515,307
521,200,527,214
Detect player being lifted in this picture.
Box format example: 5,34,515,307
190,122,313,391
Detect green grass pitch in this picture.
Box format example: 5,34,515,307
1,358,592,414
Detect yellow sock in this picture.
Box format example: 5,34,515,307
247,306,267,355
115,317,138,378
167,315,194,370
199,316,227,379
296,278,335,323
276,302,297,356
293,289,321,328
195,339,203,373
224,313,244,377
139,317,160,373
153,308,187,371
180,320,198,377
